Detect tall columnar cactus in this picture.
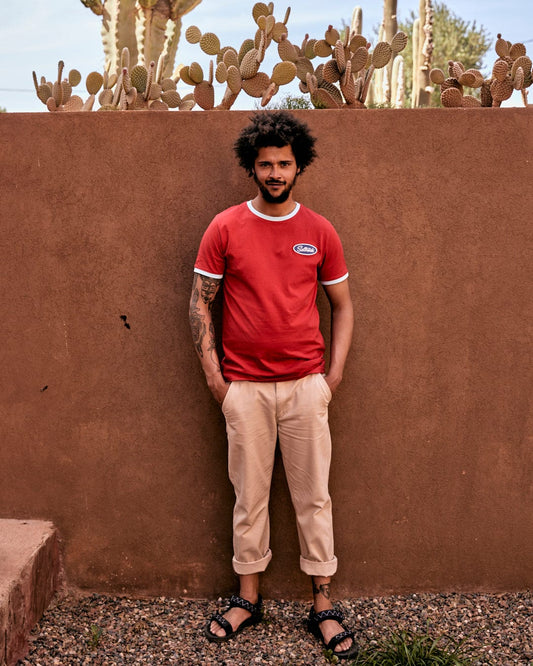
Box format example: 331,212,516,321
80,0,202,78
430,34,533,107
412,0,434,107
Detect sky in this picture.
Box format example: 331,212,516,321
1,0,532,112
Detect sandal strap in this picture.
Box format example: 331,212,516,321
310,607,345,625
229,594,262,616
211,613,232,636
327,629,355,652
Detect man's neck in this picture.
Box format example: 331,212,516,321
250,193,297,218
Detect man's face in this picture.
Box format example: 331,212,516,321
252,145,299,205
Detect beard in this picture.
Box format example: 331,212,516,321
253,173,297,204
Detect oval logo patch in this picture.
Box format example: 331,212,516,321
293,243,317,256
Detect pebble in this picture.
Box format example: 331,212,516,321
20,591,533,664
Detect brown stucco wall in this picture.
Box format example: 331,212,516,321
0,109,532,599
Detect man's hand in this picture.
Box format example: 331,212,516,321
324,372,342,395
207,375,231,405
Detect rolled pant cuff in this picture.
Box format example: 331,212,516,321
232,549,272,575
300,555,338,577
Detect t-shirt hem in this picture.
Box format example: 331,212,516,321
194,267,224,279
223,364,326,383
320,272,349,286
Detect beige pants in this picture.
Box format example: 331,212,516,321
221,373,338,577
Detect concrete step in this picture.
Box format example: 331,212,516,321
0,520,62,666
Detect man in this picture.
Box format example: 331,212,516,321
189,111,356,659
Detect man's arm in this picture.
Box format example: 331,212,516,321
322,278,354,394
189,272,229,404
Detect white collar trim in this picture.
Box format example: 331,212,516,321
247,200,300,221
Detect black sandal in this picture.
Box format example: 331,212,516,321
204,594,263,642
306,607,358,660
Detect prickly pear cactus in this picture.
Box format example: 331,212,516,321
33,48,197,112
179,2,296,109
430,34,532,107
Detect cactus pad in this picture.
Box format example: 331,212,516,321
441,86,463,107
227,65,243,93
242,72,270,97
252,2,270,23
223,48,240,69
240,49,261,79
86,71,104,95
295,57,314,82
200,32,221,56
272,22,288,43
278,37,299,63
98,89,114,105
351,46,369,73
490,78,513,102
458,71,477,87
324,26,340,47
161,77,177,91
492,59,509,82
430,68,445,85
271,61,297,86
349,34,368,52
495,34,510,59
131,65,148,92
390,31,408,53
185,25,202,44
323,59,341,83
314,39,333,58
334,41,347,73
462,94,481,107
189,62,204,84
37,84,52,105
193,81,215,109
372,42,392,69
161,89,181,108
216,62,228,83
238,39,255,63
312,86,340,109
69,69,82,87
509,42,527,60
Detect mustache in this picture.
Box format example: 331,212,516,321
266,179,285,185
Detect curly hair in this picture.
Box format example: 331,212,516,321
234,110,317,176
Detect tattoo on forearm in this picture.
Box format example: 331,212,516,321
199,275,219,309
189,274,221,359
312,582,331,599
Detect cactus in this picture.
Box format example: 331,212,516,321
31,61,85,112
296,22,407,109
33,50,196,112
412,0,434,107
430,34,532,107
80,0,203,77
180,2,297,110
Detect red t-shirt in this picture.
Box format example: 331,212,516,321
194,201,348,381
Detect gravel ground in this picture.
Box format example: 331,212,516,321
20,591,533,665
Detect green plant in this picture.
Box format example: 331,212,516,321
88,623,103,649
349,629,476,665
266,94,313,109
